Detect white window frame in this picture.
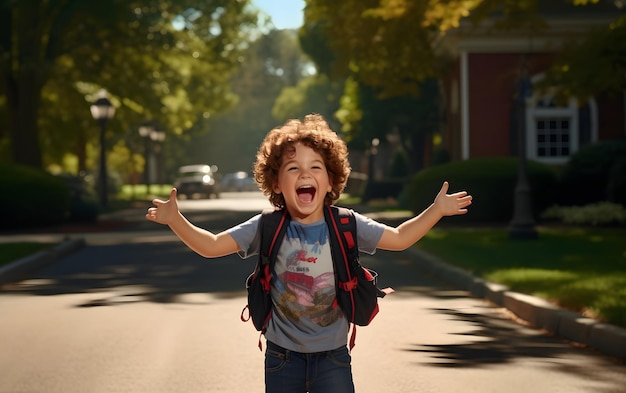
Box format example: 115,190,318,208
526,97,578,164
524,73,598,164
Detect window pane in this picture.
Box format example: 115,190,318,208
534,116,572,159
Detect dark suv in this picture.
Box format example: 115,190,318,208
174,164,220,199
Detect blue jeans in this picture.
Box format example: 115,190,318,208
265,341,355,393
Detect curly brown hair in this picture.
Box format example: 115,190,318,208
254,114,351,208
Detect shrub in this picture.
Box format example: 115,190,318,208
389,151,410,178
57,174,100,222
607,156,626,206
344,172,368,197
541,202,626,226
559,138,626,206
362,179,407,202
0,164,69,230
431,147,451,166
408,157,559,223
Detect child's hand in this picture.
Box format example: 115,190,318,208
434,182,472,216
146,188,179,225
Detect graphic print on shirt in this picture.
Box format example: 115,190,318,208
273,222,343,327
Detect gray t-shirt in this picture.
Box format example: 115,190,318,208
227,209,385,353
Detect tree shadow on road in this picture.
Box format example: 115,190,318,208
411,307,572,366
1,242,255,307
404,305,625,388
367,250,626,380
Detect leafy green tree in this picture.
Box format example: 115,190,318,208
302,0,477,98
193,29,316,174
301,0,624,175
468,0,626,100
339,78,441,173
299,0,475,174
541,12,626,100
303,0,624,96
0,0,258,170
273,74,343,127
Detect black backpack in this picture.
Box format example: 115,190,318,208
240,205,393,350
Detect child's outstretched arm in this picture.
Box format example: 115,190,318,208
146,188,240,258
376,181,472,251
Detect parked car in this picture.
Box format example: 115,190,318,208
174,164,220,199
221,171,258,192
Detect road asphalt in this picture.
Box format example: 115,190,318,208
1,205,625,360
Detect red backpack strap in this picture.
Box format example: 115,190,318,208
324,206,356,318
253,208,290,350
260,208,290,311
325,206,393,350
261,208,290,260
324,206,360,350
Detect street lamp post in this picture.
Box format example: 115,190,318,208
138,123,154,195
368,138,380,181
90,90,116,210
509,56,538,240
150,128,166,187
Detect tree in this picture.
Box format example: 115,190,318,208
0,0,258,169
301,0,479,98
301,0,624,175
467,0,626,100
541,12,626,101
303,0,625,101
273,75,343,127
335,76,441,173
196,29,316,174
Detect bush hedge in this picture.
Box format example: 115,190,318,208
407,157,559,223
362,178,407,202
0,164,69,230
607,155,626,206
559,138,626,206
57,173,100,222
541,202,626,226
344,172,368,197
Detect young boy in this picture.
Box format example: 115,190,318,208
146,114,472,393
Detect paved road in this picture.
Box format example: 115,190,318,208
1,199,624,392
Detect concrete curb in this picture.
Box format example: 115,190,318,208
0,238,86,286
407,247,626,360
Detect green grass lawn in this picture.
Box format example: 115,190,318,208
118,184,173,201
416,226,626,328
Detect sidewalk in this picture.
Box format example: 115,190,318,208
1,207,625,360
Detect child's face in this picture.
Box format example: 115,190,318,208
273,143,332,223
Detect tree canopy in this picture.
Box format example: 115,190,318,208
299,0,624,173
0,0,258,170
197,29,322,174
542,11,626,100
301,0,624,99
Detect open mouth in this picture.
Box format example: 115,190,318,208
296,186,316,204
